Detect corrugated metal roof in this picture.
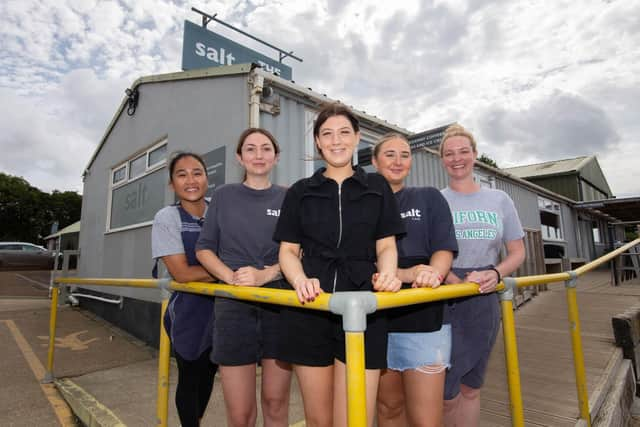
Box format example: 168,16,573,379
84,63,410,174
503,156,592,178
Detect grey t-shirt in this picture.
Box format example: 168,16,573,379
152,204,208,260
196,183,286,270
441,187,524,269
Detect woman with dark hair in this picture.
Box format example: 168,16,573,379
151,152,217,427
274,103,405,427
196,128,292,427
439,124,525,426
372,133,457,427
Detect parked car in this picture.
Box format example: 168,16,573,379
0,242,56,270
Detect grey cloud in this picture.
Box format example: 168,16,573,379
478,90,620,163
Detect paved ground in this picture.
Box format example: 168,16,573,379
0,269,305,427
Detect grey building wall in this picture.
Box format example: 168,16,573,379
79,74,251,301
495,177,541,231
561,203,579,258
404,149,448,189
580,158,612,197
260,93,309,185
529,175,580,201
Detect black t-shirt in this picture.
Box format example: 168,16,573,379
389,186,458,332
274,166,405,293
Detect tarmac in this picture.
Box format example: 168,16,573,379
0,269,306,427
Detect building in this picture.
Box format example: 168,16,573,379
76,63,410,344
75,63,632,345
504,156,612,202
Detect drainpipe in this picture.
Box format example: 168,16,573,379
249,72,264,128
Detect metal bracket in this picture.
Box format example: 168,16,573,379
41,372,55,384
499,277,517,301
157,278,172,300
329,292,377,332
565,271,578,289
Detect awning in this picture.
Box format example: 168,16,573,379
44,221,81,240
575,197,640,225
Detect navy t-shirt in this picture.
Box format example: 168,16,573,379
389,186,458,332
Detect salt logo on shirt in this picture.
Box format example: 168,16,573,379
266,209,280,217
400,208,421,220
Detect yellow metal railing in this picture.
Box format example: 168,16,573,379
46,237,640,427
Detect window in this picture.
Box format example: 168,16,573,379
129,154,146,179
148,144,167,167
108,139,168,232
538,196,563,241
112,165,126,184
592,221,602,244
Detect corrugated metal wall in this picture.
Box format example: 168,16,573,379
404,149,449,189
561,203,579,258
260,93,309,186
495,178,541,230
580,158,612,197
529,175,580,201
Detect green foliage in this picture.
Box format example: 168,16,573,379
478,153,499,168
0,172,82,243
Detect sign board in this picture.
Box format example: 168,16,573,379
110,168,166,230
408,124,453,151
202,146,226,197
182,20,292,80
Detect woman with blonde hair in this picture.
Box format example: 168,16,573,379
439,124,525,426
373,132,457,427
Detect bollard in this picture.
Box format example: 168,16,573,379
565,272,591,427
42,285,59,383
499,278,524,427
156,279,172,427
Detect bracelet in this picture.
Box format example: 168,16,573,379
489,267,501,283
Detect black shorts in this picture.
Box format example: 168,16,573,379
211,297,282,366
278,302,389,370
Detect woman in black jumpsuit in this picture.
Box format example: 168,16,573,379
274,103,405,427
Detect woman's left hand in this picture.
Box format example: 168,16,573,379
233,266,265,287
372,272,402,292
466,269,500,294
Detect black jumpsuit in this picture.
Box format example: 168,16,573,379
274,166,405,368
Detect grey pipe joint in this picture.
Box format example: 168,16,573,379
329,292,378,332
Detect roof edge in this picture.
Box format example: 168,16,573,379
83,63,255,174
416,146,578,205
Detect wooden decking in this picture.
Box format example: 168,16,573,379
480,270,640,426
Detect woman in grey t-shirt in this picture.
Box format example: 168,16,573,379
195,128,292,427
439,124,526,426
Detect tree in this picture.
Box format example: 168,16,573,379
0,173,82,243
478,153,499,168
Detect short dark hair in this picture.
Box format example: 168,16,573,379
168,152,207,183
313,102,360,139
236,128,280,155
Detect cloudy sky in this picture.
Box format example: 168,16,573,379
1,0,638,196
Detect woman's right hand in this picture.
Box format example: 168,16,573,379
292,275,322,304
